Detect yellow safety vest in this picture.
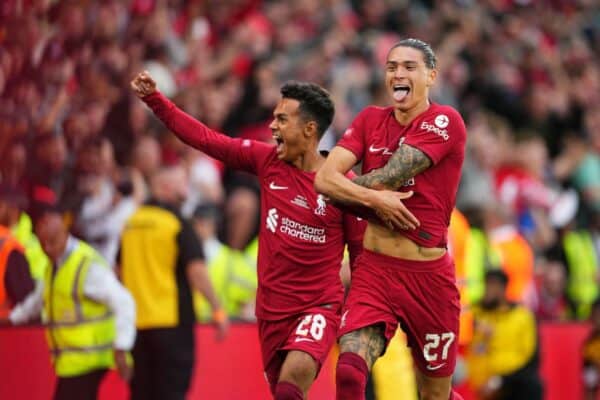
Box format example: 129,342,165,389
564,230,598,319
464,228,502,305
194,243,257,321
12,212,49,281
43,240,115,377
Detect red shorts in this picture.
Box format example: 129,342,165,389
339,249,460,377
258,303,341,392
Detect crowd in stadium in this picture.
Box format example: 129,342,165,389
1,0,599,399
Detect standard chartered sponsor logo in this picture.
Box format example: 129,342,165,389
266,208,279,233
266,209,326,243
280,217,326,243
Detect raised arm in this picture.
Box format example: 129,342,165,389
352,144,431,190
131,71,270,174
315,146,419,230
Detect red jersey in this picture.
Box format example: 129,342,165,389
144,92,365,320
337,103,466,247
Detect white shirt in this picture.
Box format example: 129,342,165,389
9,236,136,350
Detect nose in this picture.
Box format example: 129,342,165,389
269,119,277,130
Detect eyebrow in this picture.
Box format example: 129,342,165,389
273,112,288,119
386,60,420,66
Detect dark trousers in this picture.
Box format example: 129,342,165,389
53,369,107,400
130,325,195,400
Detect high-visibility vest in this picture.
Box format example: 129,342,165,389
490,227,534,304
0,225,25,318
563,230,598,319
464,228,502,305
448,209,473,345
194,243,257,321
43,240,115,377
11,212,49,280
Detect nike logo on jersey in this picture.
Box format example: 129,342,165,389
368,145,393,155
269,182,288,190
294,337,315,343
426,363,446,371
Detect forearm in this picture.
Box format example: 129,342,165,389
8,280,44,325
84,265,136,350
188,261,221,312
352,144,432,190
142,91,235,163
315,169,378,208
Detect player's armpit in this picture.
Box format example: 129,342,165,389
352,144,432,190
339,324,386,369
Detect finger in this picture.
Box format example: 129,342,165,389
396,190,414,200
392,210,415,230
400,208,420,228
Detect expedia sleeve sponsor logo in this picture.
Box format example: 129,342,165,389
421,120,450,141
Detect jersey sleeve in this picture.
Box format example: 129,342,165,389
143,91,273,175
177,219,205,265
334,108,369,161
403,107,466,165
343,212,366,270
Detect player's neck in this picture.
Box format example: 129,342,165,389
393,99,430,125
290,147,324,172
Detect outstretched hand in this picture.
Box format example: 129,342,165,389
130,71,157,98
371,190,420,231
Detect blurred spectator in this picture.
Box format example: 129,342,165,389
449,208,473,346
0,224,33,319
466,269,543,400
119,165,228,400
10,212,135,399
191,202,257,321
560,218,600,320
484,203,536,307
0,184,49,281
583,299,600,400
533,255,575,322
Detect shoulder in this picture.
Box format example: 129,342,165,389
428,104,465,129
358,105,392,120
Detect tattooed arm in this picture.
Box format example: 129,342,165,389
353,144,432,190
315,146,420,229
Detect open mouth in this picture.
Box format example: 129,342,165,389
392,84,410,102
273,134,285,153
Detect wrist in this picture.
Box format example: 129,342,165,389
362,189,379,209
212,308,227,323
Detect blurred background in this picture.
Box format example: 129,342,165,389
0,0,599,399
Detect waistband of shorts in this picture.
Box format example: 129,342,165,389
361,248,452,272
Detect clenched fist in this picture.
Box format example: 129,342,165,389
131,71,157,98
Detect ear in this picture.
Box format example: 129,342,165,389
426,68,437,88
304,121,318,138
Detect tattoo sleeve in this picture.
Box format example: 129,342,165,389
352,144,432,190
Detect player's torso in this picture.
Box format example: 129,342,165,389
360,106,463,246
258,160,345,261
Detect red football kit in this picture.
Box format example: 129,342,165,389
336,103,466,377
143,92,365,389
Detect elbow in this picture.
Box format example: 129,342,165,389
314,169,333,196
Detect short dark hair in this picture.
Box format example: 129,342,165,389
280,81,335,138
485,269,509,287
389,38,437,69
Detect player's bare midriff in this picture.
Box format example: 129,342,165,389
363,223,446,261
